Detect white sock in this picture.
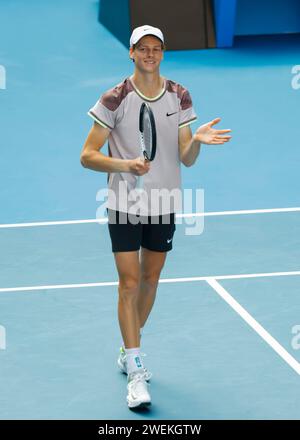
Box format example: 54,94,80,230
125,347,144,375
122,327,143,350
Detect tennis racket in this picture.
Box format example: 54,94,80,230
136,102,157,190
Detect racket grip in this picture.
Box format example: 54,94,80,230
136,175,144,190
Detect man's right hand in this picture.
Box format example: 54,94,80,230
128,157,150,176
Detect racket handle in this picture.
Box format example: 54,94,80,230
136,175,144,190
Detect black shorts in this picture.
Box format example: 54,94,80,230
107,209,176,253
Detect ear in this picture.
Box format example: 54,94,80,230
129,47,134,60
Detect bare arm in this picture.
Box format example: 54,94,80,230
80,122,130,172
178,125,201,167
80,122,150,175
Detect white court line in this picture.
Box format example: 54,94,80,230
1,269,300,293
0,206,300,228
0,218,108,229
159,270,300,283
206,278,300,376
0,281,119,293
177,207,300,218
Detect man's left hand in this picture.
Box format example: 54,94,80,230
193,117,232,145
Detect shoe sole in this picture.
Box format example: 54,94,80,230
127,399,152,409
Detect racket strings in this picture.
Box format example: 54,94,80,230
143,112,153,160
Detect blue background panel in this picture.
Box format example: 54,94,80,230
235,0,300,36
213,0,237,47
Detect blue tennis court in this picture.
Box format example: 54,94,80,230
1,0,300,419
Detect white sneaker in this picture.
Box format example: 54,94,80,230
127,370,151,409
117,347,153,382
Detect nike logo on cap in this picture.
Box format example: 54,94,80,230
166,111,177,117
167,238,173,243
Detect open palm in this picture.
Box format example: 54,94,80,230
194,117,232,145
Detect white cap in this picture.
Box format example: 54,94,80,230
130,25,164,47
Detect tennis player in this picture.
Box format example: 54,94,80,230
81,25,231,409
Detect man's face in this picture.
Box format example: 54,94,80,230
130,35,164,72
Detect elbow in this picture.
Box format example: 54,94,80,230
179,146,193,167
80,153,88,168
80,156,86,168
180,156,193,168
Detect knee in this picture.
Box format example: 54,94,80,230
141,271,160,288
119,277,139,296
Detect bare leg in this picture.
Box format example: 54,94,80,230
137,248,167,333
114,251,141,349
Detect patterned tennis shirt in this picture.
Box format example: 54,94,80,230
88,76,197,215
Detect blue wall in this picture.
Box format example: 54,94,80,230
98,0,130,47
235,0,300,35
214,0,300,47
213,0,237,47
